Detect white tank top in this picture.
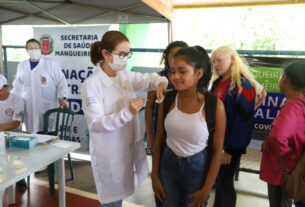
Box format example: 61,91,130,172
165,94,209,157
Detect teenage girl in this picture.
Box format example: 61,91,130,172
152,47,226,207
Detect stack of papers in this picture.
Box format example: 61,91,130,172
34,134,59,144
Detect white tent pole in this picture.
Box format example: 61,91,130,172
167,21,172,43
0,25,3,75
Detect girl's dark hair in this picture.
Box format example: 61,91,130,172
174,46,211,94
161,41,188,70
90,30,129,66
26,38,41,49
284,61,305,91
194,45,208,55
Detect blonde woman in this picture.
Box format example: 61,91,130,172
210,46,256,207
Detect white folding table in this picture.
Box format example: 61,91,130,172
0,139,80,207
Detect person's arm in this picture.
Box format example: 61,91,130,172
235,83,256,119
59,97,69,109
255,88,267,110
54,61,69,108
145,90,157,149
267,101,298,156
0,121,21,131
81,80,145,133
7,96,25,131
128,71,168,92
151,101,166,202
188,99,226,206
0,95,25,131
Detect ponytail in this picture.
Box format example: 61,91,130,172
90,41,103,66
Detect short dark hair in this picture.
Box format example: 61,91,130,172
26,38,41,49
284,61,305,91
161,41,188,71
174,46,211,94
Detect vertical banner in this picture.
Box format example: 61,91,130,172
250,66,285,140
34,26,109,153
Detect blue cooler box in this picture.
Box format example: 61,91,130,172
9,136,38,149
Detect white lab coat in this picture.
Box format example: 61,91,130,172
12,56,69,133
81,67,167,204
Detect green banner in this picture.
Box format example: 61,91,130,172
250,67,282,93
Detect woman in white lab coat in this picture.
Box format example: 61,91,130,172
81,30,168,207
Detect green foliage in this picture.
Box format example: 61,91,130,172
173,5,305,51
7,48,28,62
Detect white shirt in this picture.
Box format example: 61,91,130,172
0,93,24,129
81,67,168,204
165,94,209,157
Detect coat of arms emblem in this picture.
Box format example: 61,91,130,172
40,34,54,55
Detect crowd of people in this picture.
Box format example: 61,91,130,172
1,30,304,207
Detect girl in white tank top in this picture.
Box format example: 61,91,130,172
151,46,226,207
